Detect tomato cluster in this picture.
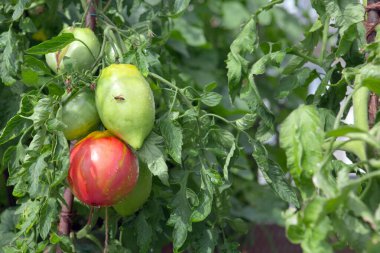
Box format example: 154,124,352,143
46,27,154,214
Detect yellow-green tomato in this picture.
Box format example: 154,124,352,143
113,162,152,216
45,27,100,73
62,89,100,140
95,64,155,149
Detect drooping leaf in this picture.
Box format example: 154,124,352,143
226,18,257,101
25,33,75,55
251,139,300,208
138,133,169,185
280,105,324,198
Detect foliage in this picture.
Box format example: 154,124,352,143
1,0,379,252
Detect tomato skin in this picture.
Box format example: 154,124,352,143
113,162,152,216
62,89,100,140
45,27,100,73
104,42,118,65
68,131,139,206
95,64,155,149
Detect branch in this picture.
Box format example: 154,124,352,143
58,188,74,235
365,0,380,127
85,0,99,30
55,188,74,253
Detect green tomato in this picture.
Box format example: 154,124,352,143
95,64,155,149
45,27,100,73
113,162,152,216
104,42,118,65
104,41,130,65
62,89,100,140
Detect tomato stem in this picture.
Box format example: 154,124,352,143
319,17,330,63
103,207,109,253
105,29,124,62
148,72,194,109
352,85,369,161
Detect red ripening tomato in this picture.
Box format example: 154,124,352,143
68,131,139,206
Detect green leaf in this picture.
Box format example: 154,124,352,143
168,0,190,16
0,115,31,145
23,55,52,76
347,194,377,230
138,133,169,185
303,197,326,227
168,170,192,252
159,116,183,164
325,1,364,36
29,151,49,197
277,68,318,99
192,227,218,253
191,167,214,222
326,126,365,137
0,30,23,85
16,200,39,234
136,212,152,253
39,198,58,240
226,18,256,101
359,64,380,94
173,18,207,47
280,105,324,198
241,74,275,142
27,97,53,128
25,33,75,55
19,17,37,33
12,0,30,21
235,114,257,131
301,217,333,253
210,127,235,149
251,51,285,75
223,143,236,181
135,48,150,77
251,140,300,208
200,92,223,107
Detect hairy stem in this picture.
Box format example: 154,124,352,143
86,0,98,30
103,207,109,253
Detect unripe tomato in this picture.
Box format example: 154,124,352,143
113,162,152,216
62,89,100,140
104,42,118,65
104,41,130,65
68,131,139,206
95,64,155,149
45,27,100,73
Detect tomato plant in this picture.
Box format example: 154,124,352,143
68,131,138,206
2,1,380,253
113,161,152,216
45,27,100,73
62,89,100,140
95,64,155,149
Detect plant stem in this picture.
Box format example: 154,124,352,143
105,29,124,61
319,18,330,63
320,92,355,169
56,188,74,253
103,207,109,253
352,84,369,162
288,49,321,66
57,188,74,235
103,0,112,12
85,0,98,30
344,170,380,190
148,72,194,109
